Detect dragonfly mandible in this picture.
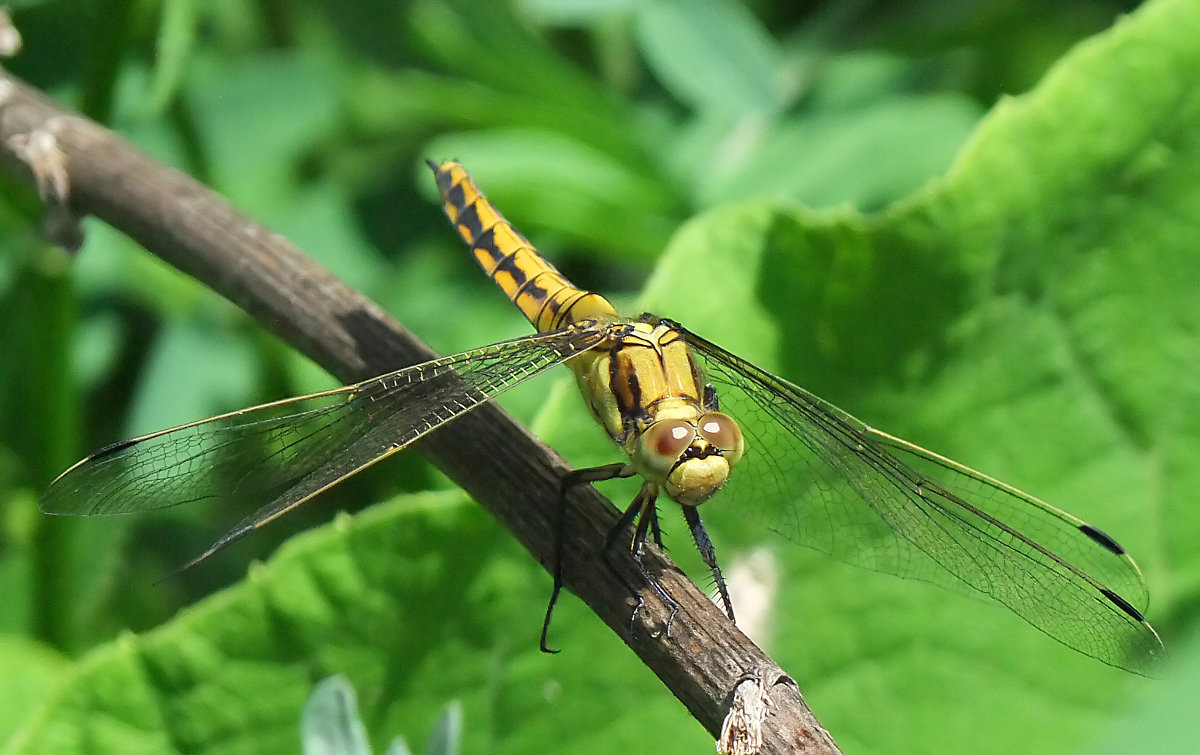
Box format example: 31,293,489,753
41,161,1164,674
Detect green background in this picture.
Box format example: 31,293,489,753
1,0,1197,752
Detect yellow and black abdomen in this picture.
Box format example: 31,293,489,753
430,161,616,333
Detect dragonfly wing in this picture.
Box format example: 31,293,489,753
683,327,1163,673
42,326,607,535
865,430,1152,610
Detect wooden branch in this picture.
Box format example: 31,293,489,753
0,68,841,754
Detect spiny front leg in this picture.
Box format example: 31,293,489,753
541,462,635,653
601,482,680,641
682,504,735,622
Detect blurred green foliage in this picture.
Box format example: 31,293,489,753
2,0,1198,753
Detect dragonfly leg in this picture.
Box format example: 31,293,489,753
622,491,680,641
540,462,634,653
594,483,679,640
648,502,665,548
599,481,647,552
681,505,735,622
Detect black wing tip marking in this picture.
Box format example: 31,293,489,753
1098,587,1168,675
1101,588,1147,622
425,158,441,172
39,435,143,511
89,437,141,460
1080,523,1127,555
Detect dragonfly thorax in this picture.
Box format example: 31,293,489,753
567,317,747,506
631,410,744,506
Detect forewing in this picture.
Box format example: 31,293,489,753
683,327,1163,674
42,326,606,530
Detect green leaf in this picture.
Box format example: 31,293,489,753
692,93,982,210
0,636,68,745
143,0,198,116
185,52,341,209
634,0,782,114
1096,636,1200,752
519,0,639,25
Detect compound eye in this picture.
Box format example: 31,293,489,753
697,412,743,454
638,420,694,473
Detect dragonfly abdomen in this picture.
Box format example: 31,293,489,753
429,160,616,332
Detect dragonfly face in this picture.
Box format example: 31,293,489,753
39,160,1165,676
633,409,744,506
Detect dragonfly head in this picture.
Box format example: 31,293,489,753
634,412,744,505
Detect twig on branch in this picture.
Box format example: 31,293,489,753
0,68,841,754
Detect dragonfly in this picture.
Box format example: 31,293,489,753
42,161,1164,674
